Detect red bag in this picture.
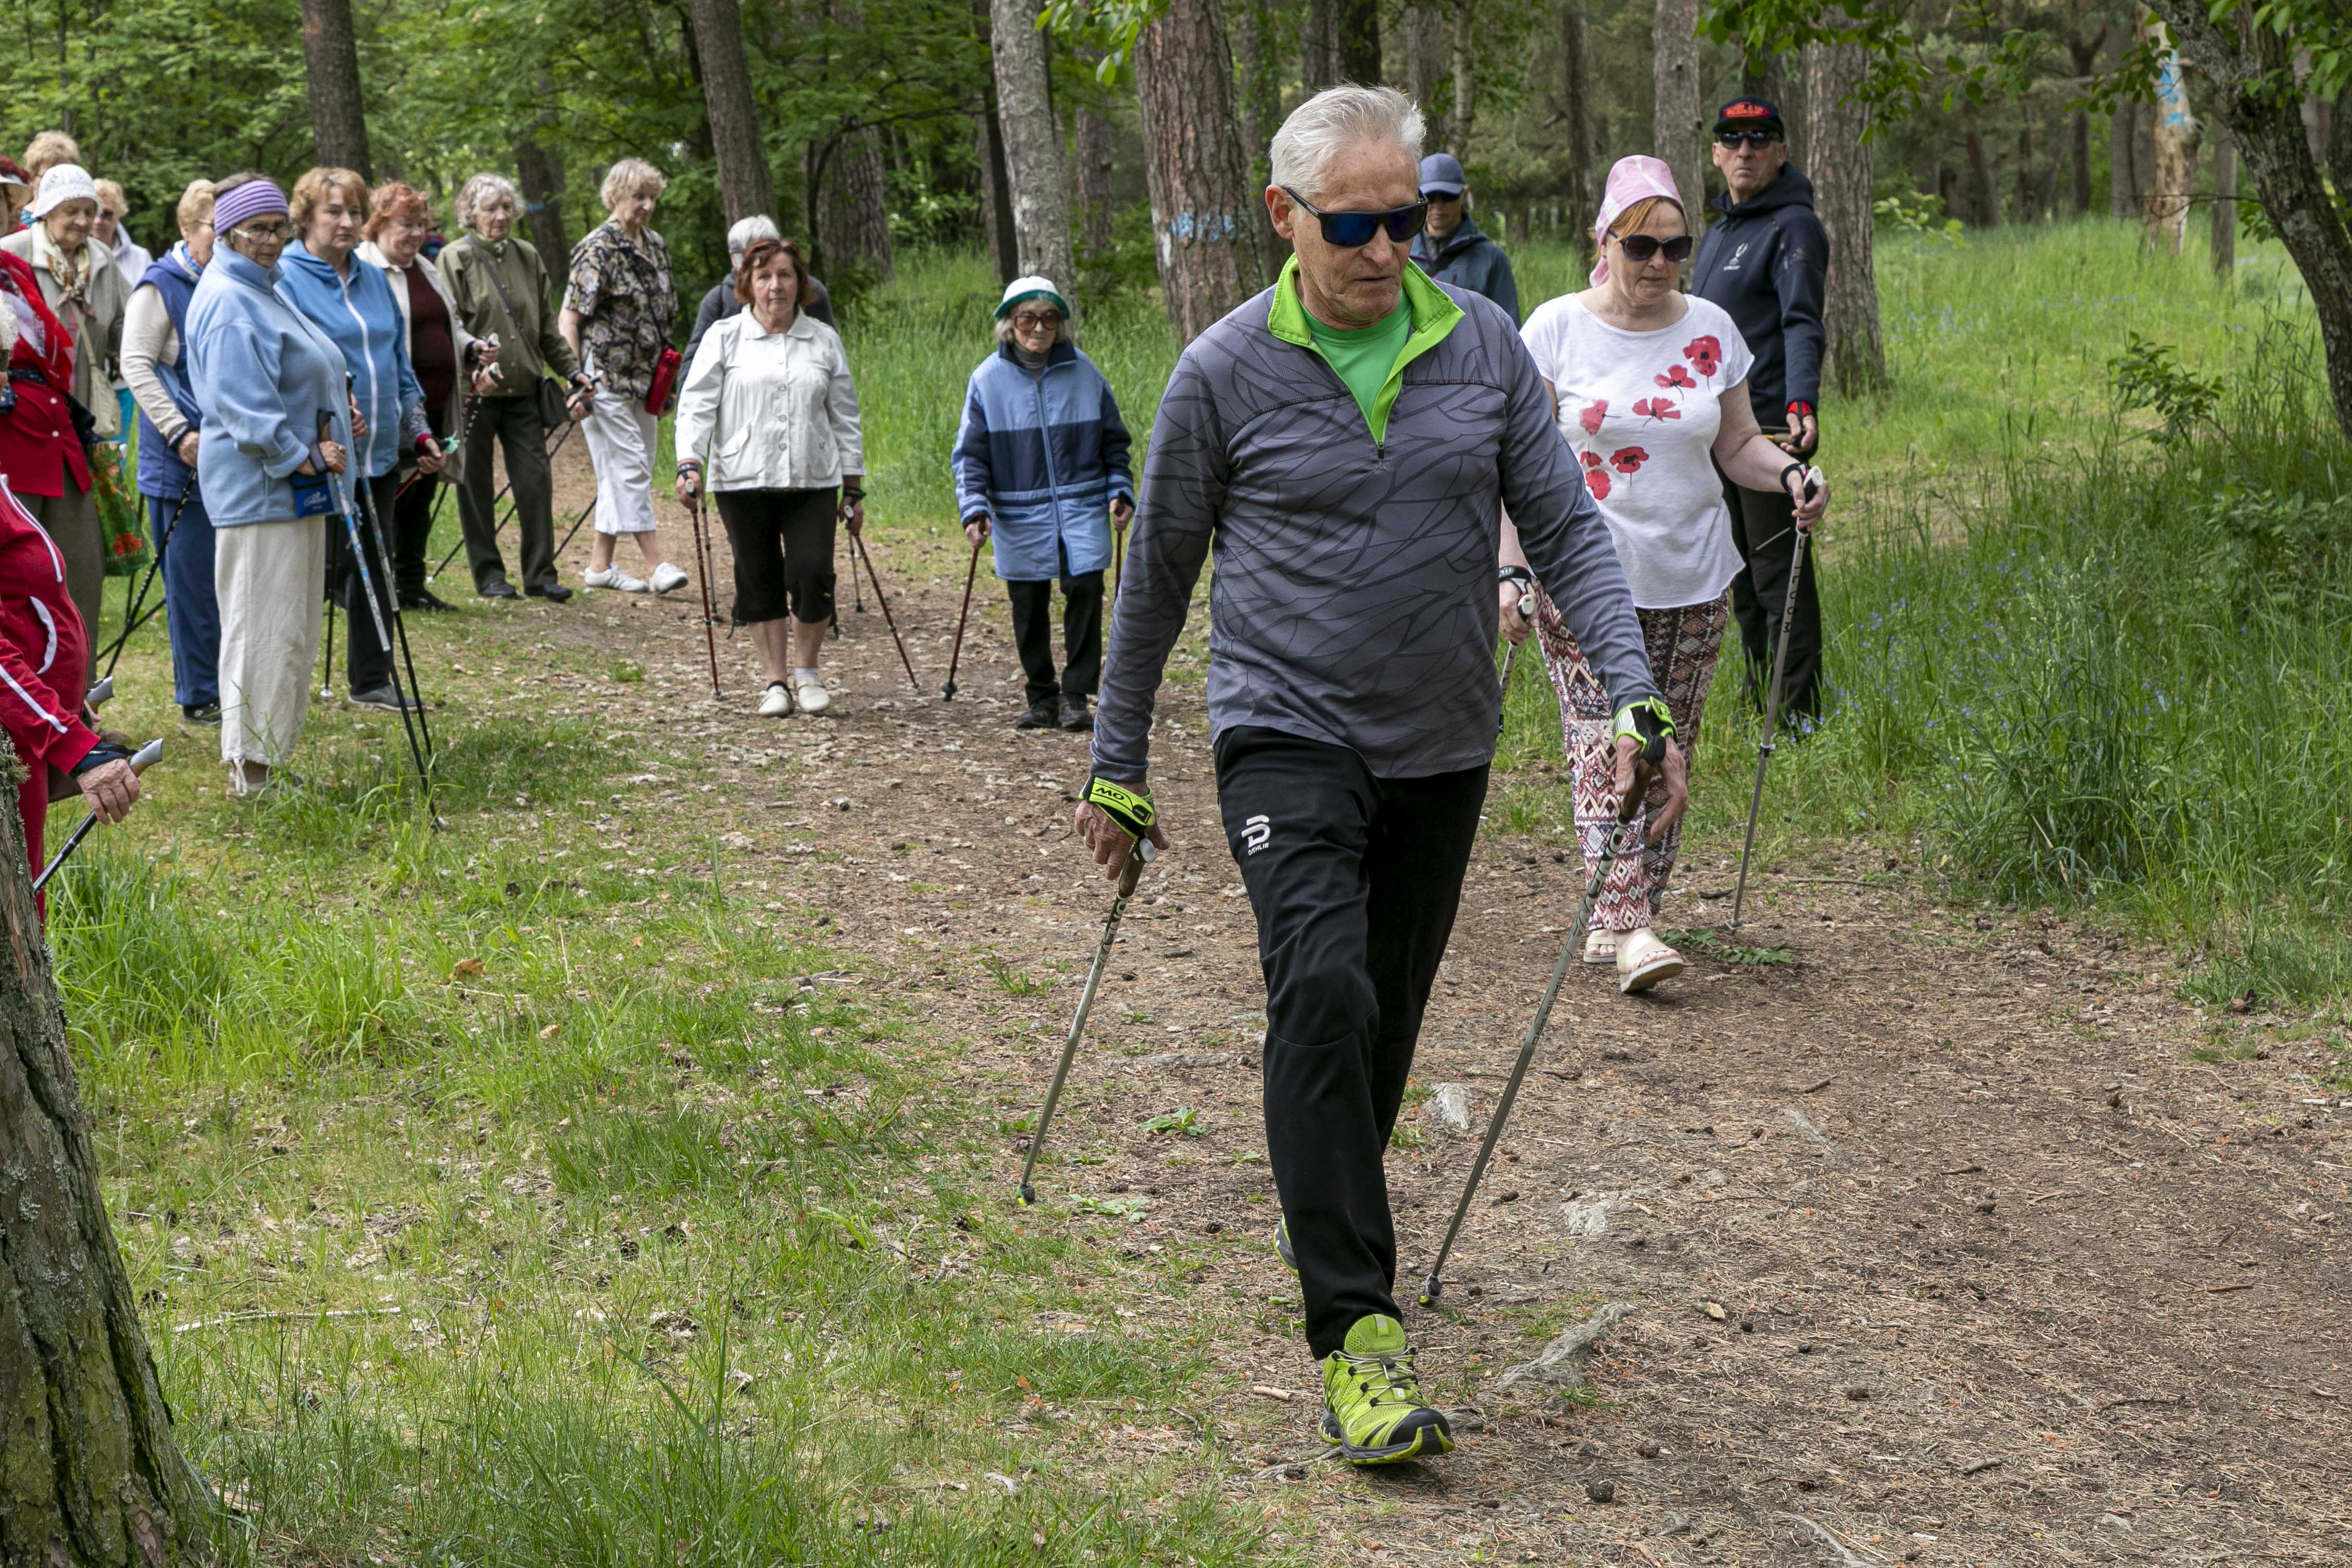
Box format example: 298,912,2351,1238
643,346,683,416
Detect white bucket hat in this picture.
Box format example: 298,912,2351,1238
995,274,1070,320
29,163,99,221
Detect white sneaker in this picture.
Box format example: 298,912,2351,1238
1581,928,1618,964
1615,927,1685,994
793,672,831,714
757,681,793,718
586,566,649,593
649,561,688,594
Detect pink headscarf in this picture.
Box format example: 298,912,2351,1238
1590,155,1684,286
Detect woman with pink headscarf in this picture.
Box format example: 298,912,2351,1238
1498,155,1829,995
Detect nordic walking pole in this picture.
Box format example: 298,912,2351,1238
941,536,982,699
430,408,577,580
849,526,922,694
320,411,432,800
1495,585,1534,735
683,486,723,700
102,492,187,679
356,465,435,761
34,738,163,893
1730,467,1823,933
1420,737,1662,1307
1017,836,1158,1207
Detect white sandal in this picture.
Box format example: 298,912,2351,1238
1582,929,1617,964
1615,927,1685,994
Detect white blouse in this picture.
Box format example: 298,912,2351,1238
674,309,864,492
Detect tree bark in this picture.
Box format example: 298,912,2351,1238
1965,126,1997,225
515,93,573,308
1301,0,1340,91
989,0,1078,296
1073,105,1116,260
2141,7,2198,254
298,0,372,179
1335,0,1381,84
686,0,774,225
2064,12,2106,215
1650,0,1703,216
1134,0,1267,346
1,741,209,1566
1803,38,1886,397
2211,124,2236,280
1407,5,1448,146
2145,0,2352,439
2328,85,2352,197
1451,0,1480,150
1560,1,1594,263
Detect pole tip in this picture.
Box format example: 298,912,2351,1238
1017,1184,1036,1208
941,683,957,701
1419,1274,1444,1306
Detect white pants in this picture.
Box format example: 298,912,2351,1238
584,391,660,536
215,517,325,769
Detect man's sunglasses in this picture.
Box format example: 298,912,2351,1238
1716,129,1782,149
1281,187,1427,248
1615,233,1694,264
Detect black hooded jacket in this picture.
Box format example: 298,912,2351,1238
1691,165,1827,428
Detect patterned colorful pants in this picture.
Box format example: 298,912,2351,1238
1533,589,1730,932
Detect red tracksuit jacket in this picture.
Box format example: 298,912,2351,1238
0,476,96,892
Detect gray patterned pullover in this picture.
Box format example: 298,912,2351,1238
1092,264,1660,783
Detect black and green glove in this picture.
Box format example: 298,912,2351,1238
1084,777,1155,841
1611,698,1674,765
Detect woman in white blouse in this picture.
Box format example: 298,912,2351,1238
674,236,864,717
1499,155,1828,994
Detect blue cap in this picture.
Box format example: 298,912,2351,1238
1418,153,1467,196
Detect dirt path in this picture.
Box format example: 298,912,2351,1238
506,447,2348,1566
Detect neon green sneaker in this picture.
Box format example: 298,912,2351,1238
1319,1314,1454,1464
1273,1220,1297,1274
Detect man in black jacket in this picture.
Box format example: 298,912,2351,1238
1691,96,1828,724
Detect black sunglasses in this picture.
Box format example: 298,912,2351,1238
1281,187,1428,248
1716,129,1782,149
1615,233,1694,264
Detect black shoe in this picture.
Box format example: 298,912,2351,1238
1059,694,1094,731
526,582,573,603
1015,698,1060,730
401,588,456,613
478,580,519,600
181,701,222,726
351,684,424,712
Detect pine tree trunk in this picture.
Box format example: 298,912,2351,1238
1301,0,1339,91
0,739,209,1566
298,0,373,178
1407,5,1447,146
1134,0,1266,345
1650,0,1702,214
515,98,573,308
1335,0,1380,84
1803,38,1886,396
1230,0,1284,286
1560,1,1593,264
1450,0,1480,150
807,1,893,282
990,0,1078,295
2211,126,2236,280
1965,127,1997,225
1073,105,1116,261
686,0,775,224
2141,7,2197,254
2330,86,2352,198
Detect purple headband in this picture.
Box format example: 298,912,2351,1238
212,179,290,235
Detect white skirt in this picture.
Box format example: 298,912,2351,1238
215,517,326,768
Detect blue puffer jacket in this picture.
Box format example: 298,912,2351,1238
184,250,354,529
950,341,1134,582
277,241,423,480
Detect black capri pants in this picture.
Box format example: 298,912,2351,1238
712,487,837,626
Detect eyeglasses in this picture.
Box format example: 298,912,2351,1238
1615,233,1694,264
1281,187,1427,248
1716,130,1782,149
231,222,292,243
1011,311,1062,330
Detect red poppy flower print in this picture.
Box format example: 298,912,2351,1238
1579,449,1611,500
1578,399,1607,435
1655,363,1697,391
1683,334,1722,376
1609,446,1649,474
1631,398,1682,421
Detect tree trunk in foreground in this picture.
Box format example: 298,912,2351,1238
1804,37,1887,397
2146,0,2352,440
2140,7,2197,254
0,741,208,1565
1134,0,1267,346
686,0,775,224
298,0,372,179
990,0,1078,297
810,1,893,283
1650,0,1703,215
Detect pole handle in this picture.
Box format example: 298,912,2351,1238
127,738,164,774
86,675,112,708
1114,837,1156,897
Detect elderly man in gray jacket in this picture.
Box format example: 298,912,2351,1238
1072,85,1682,1467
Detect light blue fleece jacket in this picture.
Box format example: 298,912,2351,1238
277,241,423,480
184,250,355,529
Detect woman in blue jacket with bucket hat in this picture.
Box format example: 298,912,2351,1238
952,277,1133,732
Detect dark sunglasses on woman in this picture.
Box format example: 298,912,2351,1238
1716,130,1782,149
1281,187,1429,248
1615,233,1695,264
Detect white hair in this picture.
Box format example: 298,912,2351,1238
455,172,520,232
726,214,780,258
1269,85,1425,202
599,157,666,210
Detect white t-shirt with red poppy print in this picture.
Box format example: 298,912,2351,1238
1518,294,1755,610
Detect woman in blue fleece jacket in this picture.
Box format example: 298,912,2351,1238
276,166,443,711
185,174,355,796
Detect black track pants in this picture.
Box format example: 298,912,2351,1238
1006,570,1103,704
1214,725,1488,1359
1719,457,1823,723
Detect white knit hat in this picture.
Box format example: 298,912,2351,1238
994,274,1071,320
28,164,98,221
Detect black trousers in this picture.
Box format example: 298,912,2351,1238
713,487,836,626
1006,569,1103,704
390,400,452,598
1720,455,1823,723
1215,725,1488,1359
324,472,401,696
455,393,557,592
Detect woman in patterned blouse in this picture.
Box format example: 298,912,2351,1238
559,158,687,596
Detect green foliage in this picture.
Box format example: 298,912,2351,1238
1873,191,1965,245
2108,334,2226,441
